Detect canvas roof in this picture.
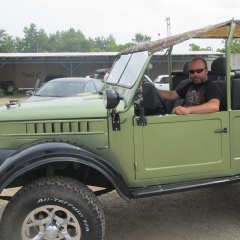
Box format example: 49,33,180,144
120,19,240,55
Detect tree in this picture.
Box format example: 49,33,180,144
0,30,16,52
189,43,213,51
231,39,240,53
48,31,63,52
132,33,151,45
15,23,49,52
89,34,120,52
201,46,213,51
89,36,109,52
189,43,201,51
216,39,240,53
54,28,92,52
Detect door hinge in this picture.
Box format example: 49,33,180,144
136,108,147,126
111,110,120,131
134,162,138,171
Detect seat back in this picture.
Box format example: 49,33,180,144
211,57,227,111
166,61,190,113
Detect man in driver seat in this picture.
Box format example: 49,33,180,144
158,57,221,115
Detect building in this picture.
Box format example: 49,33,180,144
0,51,225,92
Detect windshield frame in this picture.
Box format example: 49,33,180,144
107,51,149,88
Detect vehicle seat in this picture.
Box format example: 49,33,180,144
211,57,227,111
182,61,190,76
166,61,190,114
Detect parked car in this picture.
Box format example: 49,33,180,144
153,75,170,90
0,19,240,240
25,77,104,102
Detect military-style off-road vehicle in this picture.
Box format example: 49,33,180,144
0,19,240,239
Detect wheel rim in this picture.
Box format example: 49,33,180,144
21,205,81,240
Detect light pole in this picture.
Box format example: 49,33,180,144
166,17,171,37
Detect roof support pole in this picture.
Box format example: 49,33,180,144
226,21,235,110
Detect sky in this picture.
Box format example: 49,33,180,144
1,0,240,51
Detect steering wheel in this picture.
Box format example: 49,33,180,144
141,81,167,115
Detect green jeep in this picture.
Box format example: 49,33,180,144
0,19,240,240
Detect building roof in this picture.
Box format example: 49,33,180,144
0,51,222,59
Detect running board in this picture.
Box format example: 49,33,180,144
130,175,240,199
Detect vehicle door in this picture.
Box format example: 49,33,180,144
134,112,230,181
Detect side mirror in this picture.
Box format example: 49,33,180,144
103,89,127,109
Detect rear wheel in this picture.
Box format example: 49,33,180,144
0,176,105,240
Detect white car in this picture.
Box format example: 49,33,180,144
154,75,170,90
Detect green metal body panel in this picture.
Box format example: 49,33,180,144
133,112,231,185
230,110,240,174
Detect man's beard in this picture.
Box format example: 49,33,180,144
192,76,206,84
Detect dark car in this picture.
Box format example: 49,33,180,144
94,68,110,80
25,77,104,102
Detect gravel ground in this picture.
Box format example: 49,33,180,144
100,183,240,240
1,183,240,240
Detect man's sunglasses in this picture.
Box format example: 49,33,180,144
189,68,206,74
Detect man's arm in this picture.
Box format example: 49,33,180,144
172,99,220,115
156,89,180,101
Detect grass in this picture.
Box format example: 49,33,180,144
0,92,26,99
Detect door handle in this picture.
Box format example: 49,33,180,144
215,127,228,133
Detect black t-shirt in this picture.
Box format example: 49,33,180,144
176,80,221,107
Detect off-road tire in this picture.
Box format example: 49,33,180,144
0,176,105,240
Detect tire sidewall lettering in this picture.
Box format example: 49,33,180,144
35,197,90,232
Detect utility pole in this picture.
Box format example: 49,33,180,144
165,17,172,90
166,17,171,37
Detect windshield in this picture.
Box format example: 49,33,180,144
107,51,149,88
35,81,85,97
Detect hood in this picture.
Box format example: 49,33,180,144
0,95,107,121
24,95,60,102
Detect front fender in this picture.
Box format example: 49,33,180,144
0,142,131,201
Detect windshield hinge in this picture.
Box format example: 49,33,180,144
111,110,120,131
136,108,147,126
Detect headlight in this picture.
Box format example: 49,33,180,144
103,89,122,109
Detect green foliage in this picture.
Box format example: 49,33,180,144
132,33,151,44
0,30,16,52
217,48,225,53
15,23,49,52
216,39,240,53
189,43,213,51
231,39,240,53
189,43,201,51
1,23,151,52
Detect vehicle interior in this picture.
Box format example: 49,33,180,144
134,56,240,116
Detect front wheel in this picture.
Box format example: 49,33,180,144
0,176,105,240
